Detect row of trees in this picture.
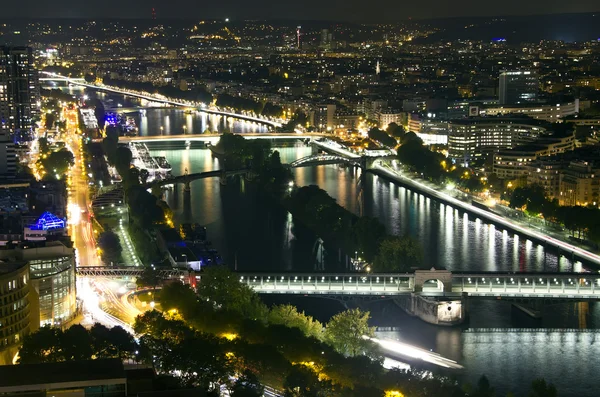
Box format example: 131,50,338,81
102,77,213,104
286,185,422,272
509,185,600,243
216,93,283,118
146,267,464,396
19,323,136,364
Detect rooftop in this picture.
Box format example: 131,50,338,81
0,359,126,389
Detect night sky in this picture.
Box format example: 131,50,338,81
2,0,600,21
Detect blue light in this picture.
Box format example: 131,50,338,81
492,38,506,42
30,212,65,231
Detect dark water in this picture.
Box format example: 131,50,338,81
150,143,581,274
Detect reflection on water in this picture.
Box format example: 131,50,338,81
152,145,577,273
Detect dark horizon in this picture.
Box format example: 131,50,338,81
2,0,600,22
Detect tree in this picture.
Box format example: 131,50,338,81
114,146,133,176
160,282,198,317
373,236,422,272
529,379,557,397
136,267,161,289
196,266,268,320
324,308,376,357
40,149,75,177
18,326,63,363
284,364,331,397
230,370,265,397
351,216,387,263
60,324,93,361
470,375,495,397
45,112,56,129
268,304,324,340
387,122,405,139
97,230,123,265
368,128,397,148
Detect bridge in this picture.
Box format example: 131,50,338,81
231,270,600,301
76,266,187,279
78,266,600,301
40,72,283,128
289,154,363,168
116,132,327,145
142,168,250,190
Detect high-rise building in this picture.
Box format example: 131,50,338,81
320,29,333,49
498,70,539,105
0,47,39,176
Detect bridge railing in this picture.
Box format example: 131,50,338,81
234,273,414,295
76,267,187,279
451,273,600,296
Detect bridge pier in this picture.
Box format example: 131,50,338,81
394,294,467,326
184,181,191,192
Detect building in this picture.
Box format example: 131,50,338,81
376,109,402,130
448,118,548,166
312,104,336,131
407,114,449,145
0,239,76,327
526,159,566,199
482,100,579,122
333,111,362,131
559,161,600,206
0,359,127,396
0,46,40,137
493,134,576,180
498,70,539,105
0,261,36,365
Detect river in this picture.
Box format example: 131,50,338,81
89,99,600,396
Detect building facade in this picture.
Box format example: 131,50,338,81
448,118,548,166
0,46,40,137
0,262,36,365
483,100,579,122
498,70,539,105
493,134,576,180
0,240,76,328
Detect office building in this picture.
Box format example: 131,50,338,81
0,46,40,137
0,262,36,365
483,100,579,122
493,134,576,180
448,118,548,166
0,238,76,327
498,70,539,105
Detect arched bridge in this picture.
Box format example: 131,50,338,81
289,154,363,168
143,168,250,189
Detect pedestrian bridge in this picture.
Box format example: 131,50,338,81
232,269,600,301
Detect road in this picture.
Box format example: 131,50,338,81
373,161,600,266
63,106,99,268
41,71,283,128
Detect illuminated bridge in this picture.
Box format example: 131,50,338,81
289,154,362,168
231,270,600,301
117,132,327,145
78,266,600,301
76,266,187,279
40,72,282,127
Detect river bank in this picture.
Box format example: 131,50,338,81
370,161,600,269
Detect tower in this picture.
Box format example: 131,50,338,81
296,26,301,49
376,60,380,75
151,8,156,20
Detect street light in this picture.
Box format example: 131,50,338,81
160,126,164,136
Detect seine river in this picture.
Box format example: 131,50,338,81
83,98,600,396
130,107,599,396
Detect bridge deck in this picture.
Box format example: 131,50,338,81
75,268,600,300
